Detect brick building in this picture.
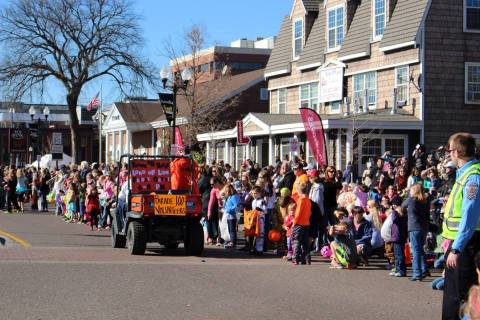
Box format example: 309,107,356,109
198,0,480,172
0,102,99,166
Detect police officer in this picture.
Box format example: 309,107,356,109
442,133,480,320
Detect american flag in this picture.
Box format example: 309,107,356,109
86,92,101,111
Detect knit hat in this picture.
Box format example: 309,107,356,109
280,188,291,197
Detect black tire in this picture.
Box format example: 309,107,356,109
111,220,126,248
184,222,204,256
126,221,146,255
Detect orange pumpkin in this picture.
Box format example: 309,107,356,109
268,229,281,242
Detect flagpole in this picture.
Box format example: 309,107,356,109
99,85,103,164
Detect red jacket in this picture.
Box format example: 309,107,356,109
86,194,100,213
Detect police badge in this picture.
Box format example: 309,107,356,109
466,182,479,200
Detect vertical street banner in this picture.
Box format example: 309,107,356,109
236,120,250,145
299,107,327,167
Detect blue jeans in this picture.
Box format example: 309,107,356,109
227,218,237,245
99,204,110,228
409,230,428,278
293,225,310,263
393,242,406,276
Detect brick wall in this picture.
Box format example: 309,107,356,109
424,0,480,148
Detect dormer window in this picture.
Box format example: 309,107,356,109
293,19,304,59
373,0,386,40
464,0,480,32
327,5,344,50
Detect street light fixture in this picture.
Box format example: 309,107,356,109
158,67,192,154
29,106,51,161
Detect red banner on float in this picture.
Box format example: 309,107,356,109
299,107,327,167
236,120,250,145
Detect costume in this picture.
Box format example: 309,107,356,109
170,157,199,193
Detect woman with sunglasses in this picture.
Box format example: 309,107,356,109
323,166,342,227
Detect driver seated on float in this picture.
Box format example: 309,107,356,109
170,145,199,195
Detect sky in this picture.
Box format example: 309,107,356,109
16,0,292,106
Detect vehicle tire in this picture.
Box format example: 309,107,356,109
126,221,146,255
111,219,126,248
184,222,204,256
165,242,179,249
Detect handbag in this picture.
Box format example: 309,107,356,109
220,210,231,242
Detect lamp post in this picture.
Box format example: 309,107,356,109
159,67,192,155
29,106,50,168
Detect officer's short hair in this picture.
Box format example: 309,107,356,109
449,132,476,158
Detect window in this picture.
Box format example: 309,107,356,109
197,63,209,72
278,88,286,114
216,143,225,162
300,83,318,111
353,72,377,108
374,0,386,39
260,88,268,101
330,100,342,113
236,145,245,170
395,66,409,103
230,62,263,70
293,19,303,59
465,0,480,31
328,6,344,49
466,63,480,104
358,134,407,173
280,139,291,161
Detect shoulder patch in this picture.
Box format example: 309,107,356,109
466,182,479,200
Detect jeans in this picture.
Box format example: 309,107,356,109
227,218,237,245
393,242,406,276
409,230,428,278
116,199,127,232
286,236,293,258
293,225,310,263
99,204,111,228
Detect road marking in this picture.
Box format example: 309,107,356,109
0,227,32,248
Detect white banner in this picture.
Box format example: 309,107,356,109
319,67,343,103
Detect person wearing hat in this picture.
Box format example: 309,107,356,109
442,133,480,320
170,146,198,194
291,163,309,202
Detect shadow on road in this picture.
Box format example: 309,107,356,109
143,247,283,259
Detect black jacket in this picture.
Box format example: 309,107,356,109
277,171,295,193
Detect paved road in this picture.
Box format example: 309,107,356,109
0,211,442,320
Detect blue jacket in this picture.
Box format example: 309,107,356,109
224,194,240,218
351,218,373,246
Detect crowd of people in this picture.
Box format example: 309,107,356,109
1,133,480,319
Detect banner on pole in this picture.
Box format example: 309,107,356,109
236,120,250,145
175,127,184,147
299,108,327,167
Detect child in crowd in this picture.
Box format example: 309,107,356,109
328,207,358,269
78,182,87,223
292,183,311,265
390,197,407,277
64,182,78,223
282,202,296,261
222,184,240,248
380,198,395,270
250,185,266,255
86,186,100,231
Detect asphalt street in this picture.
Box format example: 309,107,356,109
0,211,442,320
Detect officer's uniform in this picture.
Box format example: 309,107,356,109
442,160,480,320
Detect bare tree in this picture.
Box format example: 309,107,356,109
161,24,238,146
0,0,154,162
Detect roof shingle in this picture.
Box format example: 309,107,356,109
380,0,428,51
297,5,326,69
338,0,372,60
265,16,292,77
302,0,319,12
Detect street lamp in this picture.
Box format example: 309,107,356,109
158,67,192,154
29,106,50,162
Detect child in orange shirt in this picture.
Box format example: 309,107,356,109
293,183,312,265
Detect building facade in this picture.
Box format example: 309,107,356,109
198,0,480,172
0,102,99,166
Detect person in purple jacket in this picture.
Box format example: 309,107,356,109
389,197,408,277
